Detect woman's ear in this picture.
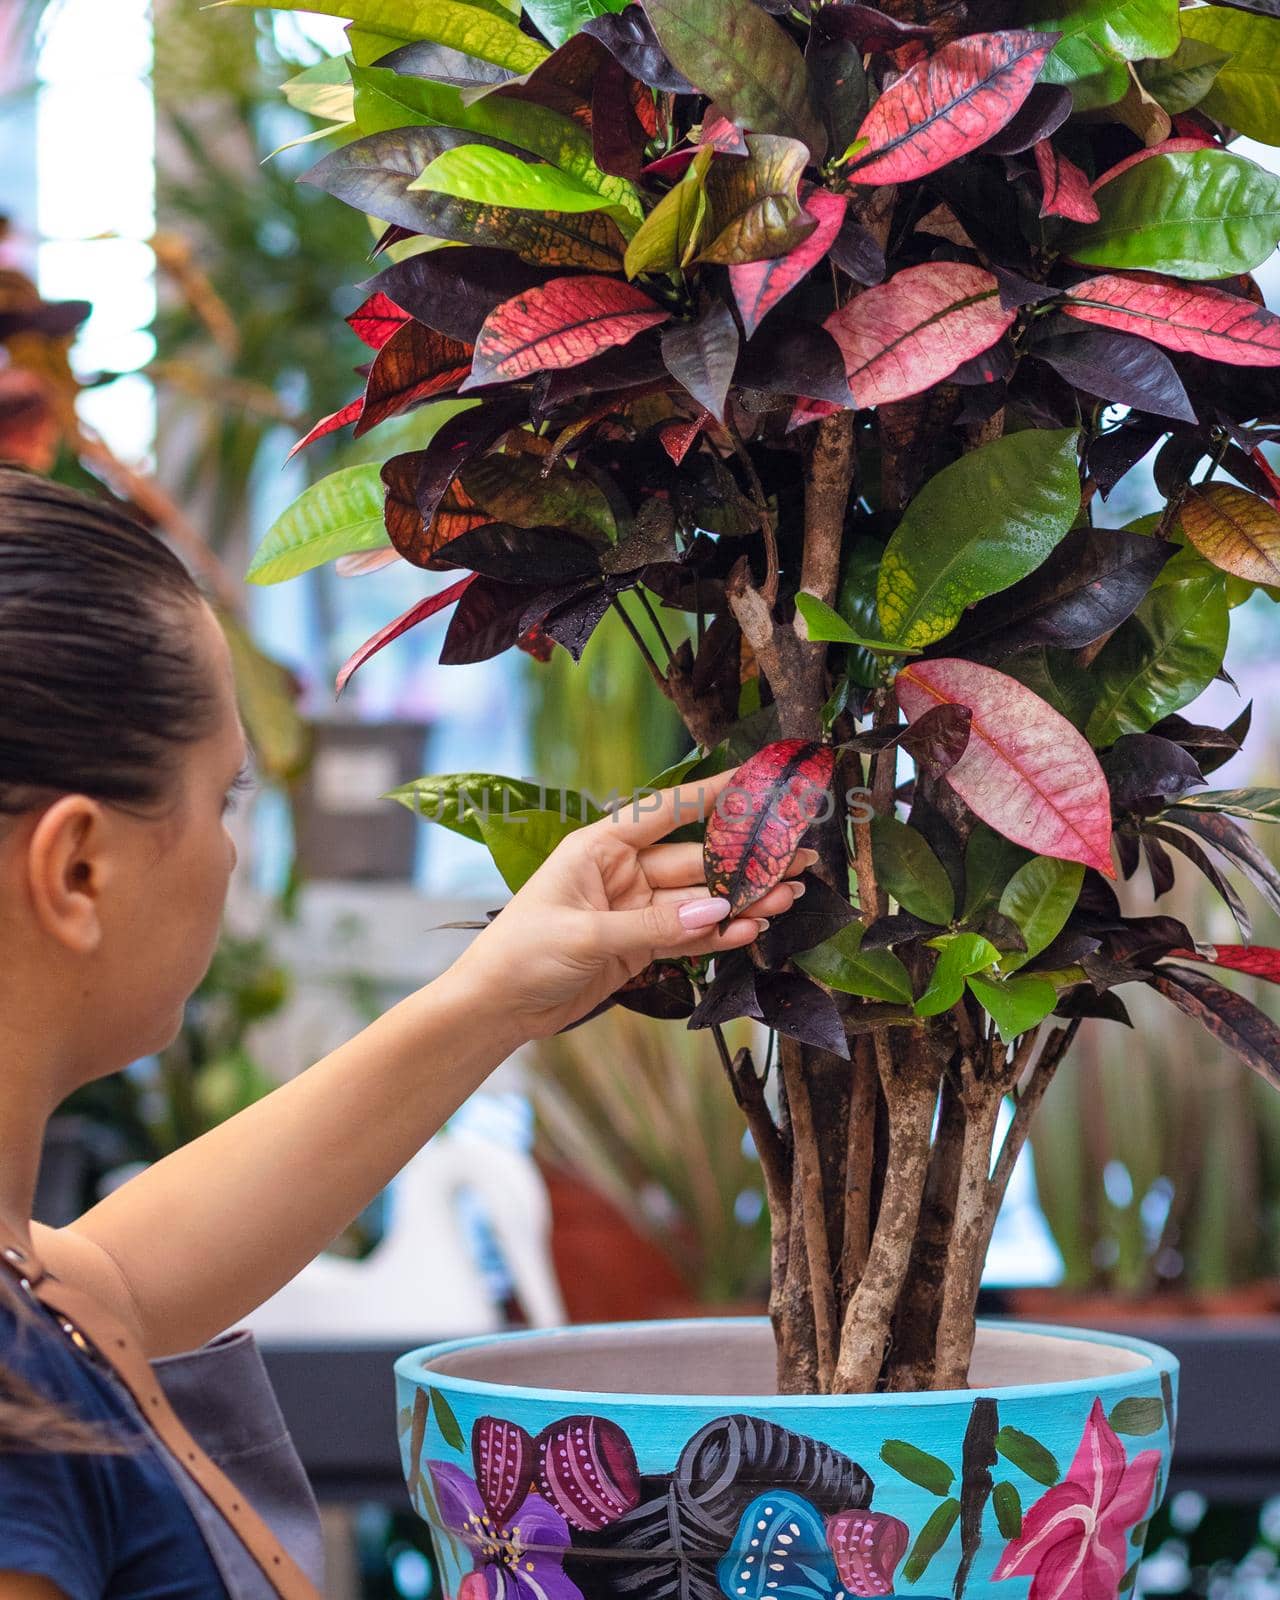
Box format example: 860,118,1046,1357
24,795,111,954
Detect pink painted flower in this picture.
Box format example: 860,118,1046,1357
994,1399,1160,1600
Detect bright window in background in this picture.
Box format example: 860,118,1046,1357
34,0,155,464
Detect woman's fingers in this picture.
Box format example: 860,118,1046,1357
595,768,737,849
652,879,804,916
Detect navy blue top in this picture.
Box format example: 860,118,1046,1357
0,1295,228,1600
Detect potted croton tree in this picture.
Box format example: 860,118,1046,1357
235,0,1280,1593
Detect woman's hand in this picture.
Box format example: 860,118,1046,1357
446,768,815,1040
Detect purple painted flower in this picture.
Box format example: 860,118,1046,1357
431,1459,584,1600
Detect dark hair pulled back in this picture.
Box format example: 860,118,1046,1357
0,468,219,818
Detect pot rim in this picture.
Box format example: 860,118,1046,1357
395,1316,1178,1409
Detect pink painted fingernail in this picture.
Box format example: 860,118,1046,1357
679,896,731,929
790,881,807,898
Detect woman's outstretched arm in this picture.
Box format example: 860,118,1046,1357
38,772,810,1356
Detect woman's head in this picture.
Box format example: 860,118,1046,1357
0,470,247,1087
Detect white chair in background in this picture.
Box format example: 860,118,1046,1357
239,1127,566,1342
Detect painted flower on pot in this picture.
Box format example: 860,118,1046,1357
717,1493,910,1600
430,1414,641,1600
993,1399,1160,1600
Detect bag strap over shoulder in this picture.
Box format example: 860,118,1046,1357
0,1221,321,1600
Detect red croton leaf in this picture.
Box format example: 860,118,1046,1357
659,409,712,464
896,658,1115,878
823,262,1015,407
703,739,837,916
357,320,474,437
287,396,363,461
335,574,476,697
1034,140,1099,223
848,29,1056,185
1168,946,1280,984
1063,274,1280,366
1091,134,1217,193
346,290,412,350
465,277,670,388
1154,964,1280,1090
730,188,848,337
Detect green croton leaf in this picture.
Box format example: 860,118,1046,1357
967,972,1059,1041
1001,646,1097,731
643,0,828,161
1181,6,1280,145
1175,788,1280,824
282,55,356,124
962,825,1033,923
793,592,918,656
1086,564,1229,745
1025,0,1181,109
877,428,1082,651
388,774,603,844
916,934,1000,1018
998,857,1084,973
1135,38,1229,116
461,453,617,541
871,816,956,926
793,923,914,1004
523,0,628,49
218,0,549,73
475,806,584,891
624,147,714,278
411,144,642,233
698,134,815,266
246,463,388,585
1066,150,1280,278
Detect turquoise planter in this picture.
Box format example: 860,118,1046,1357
395,1318,1177,1600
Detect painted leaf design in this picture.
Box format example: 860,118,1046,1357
1034,140,1099,222
699,135,816,266
347,291,412,350
466,277,669,387
642,0,828,160
704,739,837,916
1062,273,1280,366
429,1387,465,1452
1109,1397,1165,1436
1179,483,1280,587
534,1415,641,1531
356,321,473,437
473,1417,536,1527
993,1481,1022,1540
718,1491,840,1600
335,575,476,696
896,659,1115,877
661,301,740,422
1065,149,1280,278
287,397,363,461
1166,945,1280,984
902,1498,960,1584
1154,964,1280,1091
879,1439,954,1496
993,1425,1059,1486
824,262,1014,408
730,188,848,337
848,30,1056,184
826,1511,911,1599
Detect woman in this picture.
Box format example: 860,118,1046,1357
0,469,810,1600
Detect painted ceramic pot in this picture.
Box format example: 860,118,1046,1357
395,1318,1178,1600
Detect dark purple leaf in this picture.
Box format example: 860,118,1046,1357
948,527,1174,660
734,319,855,408
947,338,1015,386
1151,704,1250,775
755,969,850,1058
1116,827,1141,880
1032,325,1196,424
434,523,603,584
416,400,527,534
807,31,869,156
661,302,740,423
1144,822,1252,939
440,574,537,664
979,83,1072,154
862,910,945,949
688,949,765,1028
993,265,1055,310
811,2,934,53
592,54,650,182
1087,419,1166,498
583,2,696,87
828,213,887,285
757,872,860,966
898,703,971,777
534,332,668,410
1153,965,1280,1092
534,582,614,660
616,961,698,1018
362,250,557,344
1079,913,1193,966
1144,835,1176,897
1102,734,1205,814
1172,810,1280,919
1055,987,1133,1026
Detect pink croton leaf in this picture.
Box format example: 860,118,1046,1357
1167,945,1280,984
896,658,1115,878
1062,273,1280,366
994,1397,1160,1600
335,574,476,697
848,29,1056,185
823,262,1015,408
730,188,849,337
1090,134,1217,193
1034,140,1099,223
287,397,363,461
346,290,413,350
465,277,670,387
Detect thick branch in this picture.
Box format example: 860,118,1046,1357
793,411,858,712
932,1073,1003,1391
840,1037,877,1304
781,1042,838,1389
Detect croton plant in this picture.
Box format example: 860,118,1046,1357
237,0,1280,1394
